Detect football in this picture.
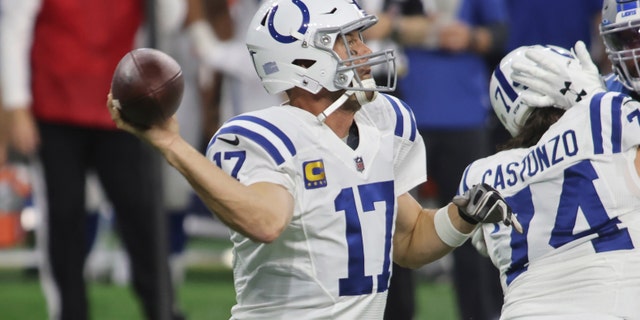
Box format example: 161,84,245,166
111,48,184,128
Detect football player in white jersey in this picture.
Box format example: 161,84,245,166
463,43,640,319
106,0,519,318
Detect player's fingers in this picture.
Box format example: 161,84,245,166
108,98,121,117
511,215,524,234
519,91,555,107
106,96,134,131
511,71,542,87
511,61,541,77
574,40,598,72
452,195,469,208
511,60,555,80
511,73,550,92
106,93,117,112
524,50,562,75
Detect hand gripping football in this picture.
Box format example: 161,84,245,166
111,48,184,128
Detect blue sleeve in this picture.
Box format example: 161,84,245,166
381,94,418,142
587,92,640,154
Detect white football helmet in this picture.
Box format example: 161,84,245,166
490,45,576,136
600,0,640,91
245,0,396,95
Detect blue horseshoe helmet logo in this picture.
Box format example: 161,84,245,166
268,0,310,44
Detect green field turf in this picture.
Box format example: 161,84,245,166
0,266,458,319
0,235,459,319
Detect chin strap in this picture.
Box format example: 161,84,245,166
354,78,378,106
316,78,379,123
317,91,354,123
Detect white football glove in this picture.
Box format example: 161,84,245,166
453,183,523,234
511,41,606,109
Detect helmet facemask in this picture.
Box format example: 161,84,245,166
322,19,397,89
600,0,640,91
315,22,396,121
311,15,397,99
601,22,640,91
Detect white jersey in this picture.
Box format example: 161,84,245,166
460,92,640,318
205,94,426,319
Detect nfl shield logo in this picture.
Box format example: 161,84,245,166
354,156,365,172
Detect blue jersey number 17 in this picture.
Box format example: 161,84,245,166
335,180,395,296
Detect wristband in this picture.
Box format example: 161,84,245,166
434,205,472,247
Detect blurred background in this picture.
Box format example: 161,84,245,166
0,191,458,319
0,0,609,319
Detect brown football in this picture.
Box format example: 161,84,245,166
111,48,184,128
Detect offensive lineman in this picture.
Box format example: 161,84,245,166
465,42,640,319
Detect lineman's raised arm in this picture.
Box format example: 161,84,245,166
511,41,606,109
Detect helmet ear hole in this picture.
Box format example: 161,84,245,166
292,59,317,69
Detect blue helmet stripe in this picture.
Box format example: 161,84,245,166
494,66,518,102
617,1,638,12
